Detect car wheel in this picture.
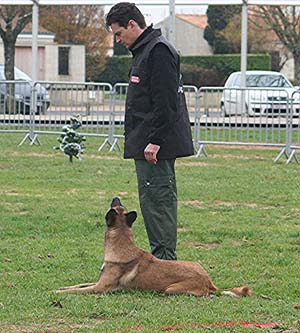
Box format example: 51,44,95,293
245,104,255,117
37,102,50,115
0,102,6,114
220,103,229,117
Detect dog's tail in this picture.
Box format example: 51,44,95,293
221,285,252,297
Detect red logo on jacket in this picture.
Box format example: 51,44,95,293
130,75,140,84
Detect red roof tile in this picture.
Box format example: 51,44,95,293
176,14,208,30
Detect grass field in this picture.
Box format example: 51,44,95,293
1,132,300,333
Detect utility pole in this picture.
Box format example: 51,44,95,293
169,0,176,45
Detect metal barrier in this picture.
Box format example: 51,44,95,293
0,80,33,138
278,89,300,164
28,81,114,146
195,86,296,159
1,79,300,163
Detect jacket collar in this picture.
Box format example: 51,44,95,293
129,25,162,55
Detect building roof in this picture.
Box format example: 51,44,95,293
21,23,54,35
176,14,208,30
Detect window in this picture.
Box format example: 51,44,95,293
58,47,70,75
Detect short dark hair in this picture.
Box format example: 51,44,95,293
106,2,146,30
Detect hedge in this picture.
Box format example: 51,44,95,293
98,56,131,85
98,53,271,87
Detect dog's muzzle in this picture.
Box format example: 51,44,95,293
111,197,122,207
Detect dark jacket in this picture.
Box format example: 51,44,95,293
124,26,194,160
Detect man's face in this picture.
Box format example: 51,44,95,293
111,21,139,49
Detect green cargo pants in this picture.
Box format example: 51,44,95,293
135,159,177,260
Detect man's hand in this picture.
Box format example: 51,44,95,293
144,143,160,164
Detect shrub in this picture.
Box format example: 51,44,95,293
181,64,224,87
98,54,271,87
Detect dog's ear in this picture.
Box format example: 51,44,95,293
105,209,116,227
125,211,137,227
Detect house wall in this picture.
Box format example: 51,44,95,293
14,47,45,80
44,44,85,82
175,18,212,56
155,17,212,56
0,37,85,82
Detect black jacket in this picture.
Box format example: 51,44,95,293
124,26,194,160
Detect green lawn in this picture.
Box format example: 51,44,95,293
1,133,300,333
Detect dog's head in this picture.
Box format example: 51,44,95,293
105,197,137,228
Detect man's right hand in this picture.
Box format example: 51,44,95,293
144,143,160,164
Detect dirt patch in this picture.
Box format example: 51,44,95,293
177,227,189,233
0,324,62,333
214,200,238,208
11,151,53,158
210,153,265,160
181,200,285,210
182,200,205,208
118,192,128,196
176,160,211,167
86,154,121,160
1,191,43,198
216,144,280,151
214,200,259,209
3,202,14,208
19,210,30,215
65,188,80,194
191,242,221,249
1,190,19,196
0,321,105,333
10,151,122,161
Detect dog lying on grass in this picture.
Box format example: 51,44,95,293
55,197,251,297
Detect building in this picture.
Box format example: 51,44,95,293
0,23,85,82
155,14,212,56
155,13,296,81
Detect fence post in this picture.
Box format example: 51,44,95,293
195,87,208,158
98,84,120,152
19,82,40,146
193,87,201,151
274,92,293,163
285,90,300,164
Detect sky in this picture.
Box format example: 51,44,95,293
105,3,208,25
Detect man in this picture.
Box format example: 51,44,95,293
106,2,194,260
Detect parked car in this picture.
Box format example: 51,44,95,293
0,65,50,114
220,70,300,116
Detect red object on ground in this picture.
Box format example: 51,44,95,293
202,321,278,328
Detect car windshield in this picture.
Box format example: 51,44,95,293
246,74,292,88
0,66,32,81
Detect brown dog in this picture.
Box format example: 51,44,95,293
55,198,251,297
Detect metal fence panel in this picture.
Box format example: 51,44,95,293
195,87,293,156
0,80,32,135
282,90,300,163
33,81,113,134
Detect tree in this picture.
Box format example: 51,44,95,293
221,12,288,71
249,5,300,82
220,14,272,53
40,5,110,81
204,5,241,54
0,5,32,80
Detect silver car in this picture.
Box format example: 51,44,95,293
220,70,300,116
0,65,50,114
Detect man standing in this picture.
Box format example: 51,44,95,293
106,2,194,260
